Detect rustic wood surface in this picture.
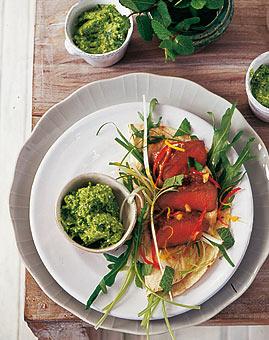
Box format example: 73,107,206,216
27,0,269,337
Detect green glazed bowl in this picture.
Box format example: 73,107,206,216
185,0,234,50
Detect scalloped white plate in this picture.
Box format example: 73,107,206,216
10,74,269,335
29,101,253,320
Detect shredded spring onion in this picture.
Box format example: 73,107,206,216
201,232,223,245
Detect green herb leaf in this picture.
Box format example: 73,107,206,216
218,137,255,191
175,17,200,31
206,0,224,9
163,174,184,188
174,117,192,136
86,239,132,309
136,15,153,41
120,0,157,12
157,0,172,27
217,244,235,267
173,35,194,55
160,266,175,293
174,0,191,8
191,0,206,9
207,104,236,174
151,19,172,40
188,157,204,171
217,227,235,250
135,262,153,288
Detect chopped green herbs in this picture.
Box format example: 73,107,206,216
188,157,204,171
250,64,269,108
73,5,130,54
61,182,123,248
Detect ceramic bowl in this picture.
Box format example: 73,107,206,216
245,51,269,122
64,0,133,67
189,0,234,51
55,173,137,253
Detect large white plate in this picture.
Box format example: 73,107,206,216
30,101,253,320
10,74,269,335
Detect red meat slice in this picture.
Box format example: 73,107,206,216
156,212,209,248
157,181,217,212
162,140,207,179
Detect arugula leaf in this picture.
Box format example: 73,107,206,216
151,19,172,40
191,0,206,10
218,137,255,191
207,104,236,174
86,239,132,309
174,117,191,136
217,227,235,250
188,157,204,171
160,266,175,293
206,0,224,9
175,17,200,31
136,15,153,41
157,0,172,27
163,174,184,188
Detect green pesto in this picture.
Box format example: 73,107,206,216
73,4,130,54
250,64,269,108
61,182,123,248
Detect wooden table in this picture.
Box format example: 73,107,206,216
26,0,269,338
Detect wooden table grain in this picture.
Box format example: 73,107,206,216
26,0,269,338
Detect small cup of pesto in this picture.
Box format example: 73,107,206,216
56,173,137,253
65,0,133,67
246,51,269,122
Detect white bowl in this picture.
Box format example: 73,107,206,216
55,173,137,254
245,51,269,122
64,0,133,67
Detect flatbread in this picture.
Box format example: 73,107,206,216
129,125,230,297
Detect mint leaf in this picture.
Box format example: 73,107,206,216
217,227,235,250
174,117,191,136
206,0,224,9
157,0,172,27
175,17,200,31
160,266,175,293
175,0,191,8
173,35,194,55
119,0,140,11
120,0,157,12
191,0,206,9
135,262,153,288
136,15,153,41
217,244,235,267
163,174,184,188
151,19,172,40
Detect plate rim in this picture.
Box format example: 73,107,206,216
9,72,269,335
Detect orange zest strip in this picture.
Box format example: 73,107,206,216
164,140,185,152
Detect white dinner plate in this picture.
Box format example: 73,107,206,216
29,101,253,320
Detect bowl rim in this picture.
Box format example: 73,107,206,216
55,172,137,254
245,51,269,114
64,0,134,58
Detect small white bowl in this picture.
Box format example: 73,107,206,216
245,51,269,122
56,173,137,254
64,0,133,67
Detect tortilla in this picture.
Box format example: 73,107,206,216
129,124,230,297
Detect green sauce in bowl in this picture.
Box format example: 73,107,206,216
60,181,124,249
250,64,269,108
73,4,131,54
